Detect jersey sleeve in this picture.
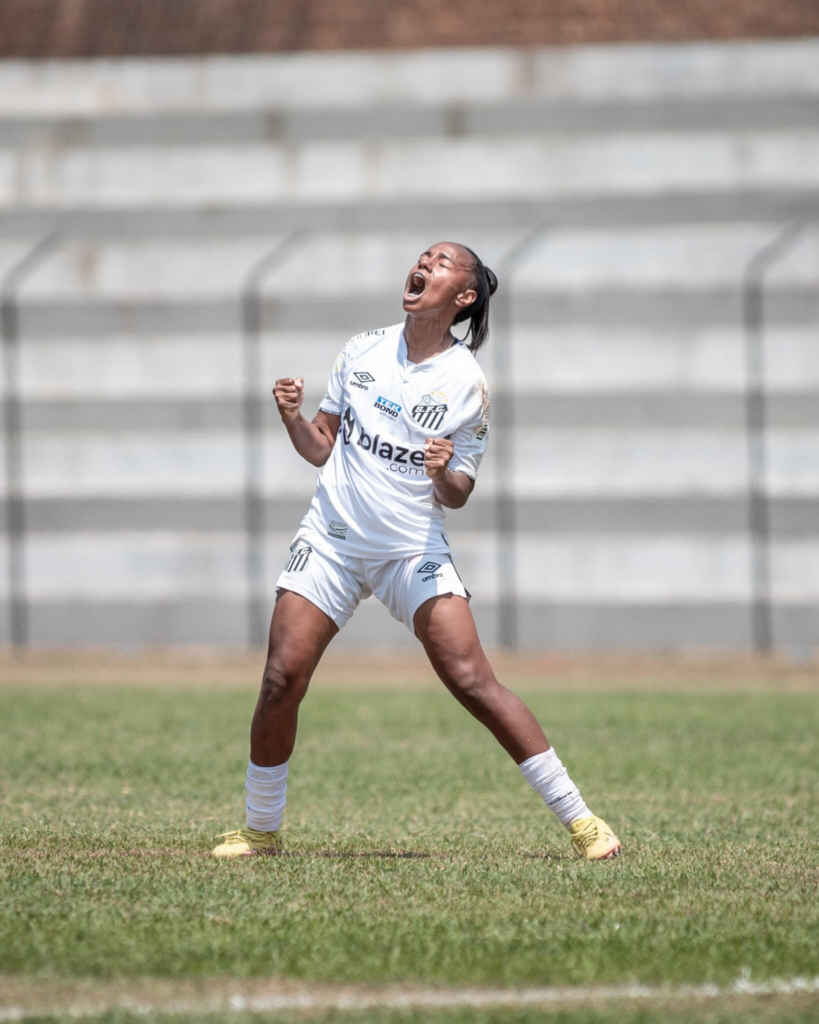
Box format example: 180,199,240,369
318,342,348,416
448,380,491,481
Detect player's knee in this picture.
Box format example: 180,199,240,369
447,662,496,712
259,659,307,712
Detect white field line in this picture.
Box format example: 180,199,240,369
0,974,818,1020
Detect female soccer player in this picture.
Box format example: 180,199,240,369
213,242,621,861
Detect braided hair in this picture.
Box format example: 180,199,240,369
452,246,499,355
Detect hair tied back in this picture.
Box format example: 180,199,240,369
453,247,498,355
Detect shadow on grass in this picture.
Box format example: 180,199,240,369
272,850,568,860
272,850,432,859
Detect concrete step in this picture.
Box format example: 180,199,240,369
3,596,814,650
1,40,817,118
11,288,818,337
2,191,815,239
0,531,816,604
12,326,819,398
7,427,817,498
1,597,815,650
14,391,819,433
9,227,816,302
14,236,294,299
515,225,819,288
2,129,817,209
4,96,819,150
508,326,819,392
506,429,819,498
8,431,307,497
8,494,818,538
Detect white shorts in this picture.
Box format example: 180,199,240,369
275,533,470,633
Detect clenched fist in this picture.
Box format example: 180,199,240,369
273,377,304,421
423,437,454,481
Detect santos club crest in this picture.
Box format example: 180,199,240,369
411,393,448,431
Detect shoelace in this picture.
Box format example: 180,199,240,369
571,818,600,850
215,829,267,844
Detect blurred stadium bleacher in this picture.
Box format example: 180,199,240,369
0,38,817,651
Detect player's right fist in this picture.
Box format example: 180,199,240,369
273,377,304,421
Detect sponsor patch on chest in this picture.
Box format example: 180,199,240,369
374,396,402,419
341,407,427,476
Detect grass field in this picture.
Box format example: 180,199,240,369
1,652,817,1024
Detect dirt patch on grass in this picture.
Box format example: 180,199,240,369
0,648,817,691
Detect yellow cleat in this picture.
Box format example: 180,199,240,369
211,827,281,858
569,815,622,860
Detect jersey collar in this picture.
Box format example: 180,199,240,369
398,328,464,370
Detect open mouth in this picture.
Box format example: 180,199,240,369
405,271,427,300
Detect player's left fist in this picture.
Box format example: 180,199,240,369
423,437,454,481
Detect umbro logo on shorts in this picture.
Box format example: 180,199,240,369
284,546,312,572
417,561,441,574
417,560,444,582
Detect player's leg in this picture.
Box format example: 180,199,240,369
214,533,365,859
212,590,338,858
413,593,621,860
413,593,546,761
250,589,339,766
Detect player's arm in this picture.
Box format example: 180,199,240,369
273,377,340,467
424,438,475,509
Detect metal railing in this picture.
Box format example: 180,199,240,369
741,219,809,654
1,232,61,650
492,226,549,649
241,231,308,648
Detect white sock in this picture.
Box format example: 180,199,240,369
245,760,289,833
519,748,591,828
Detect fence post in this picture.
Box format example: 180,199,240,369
493,226,549,650
1,233,60,650
741,219,807,654
241,231,307,648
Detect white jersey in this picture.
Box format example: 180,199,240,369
297,323,491,558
